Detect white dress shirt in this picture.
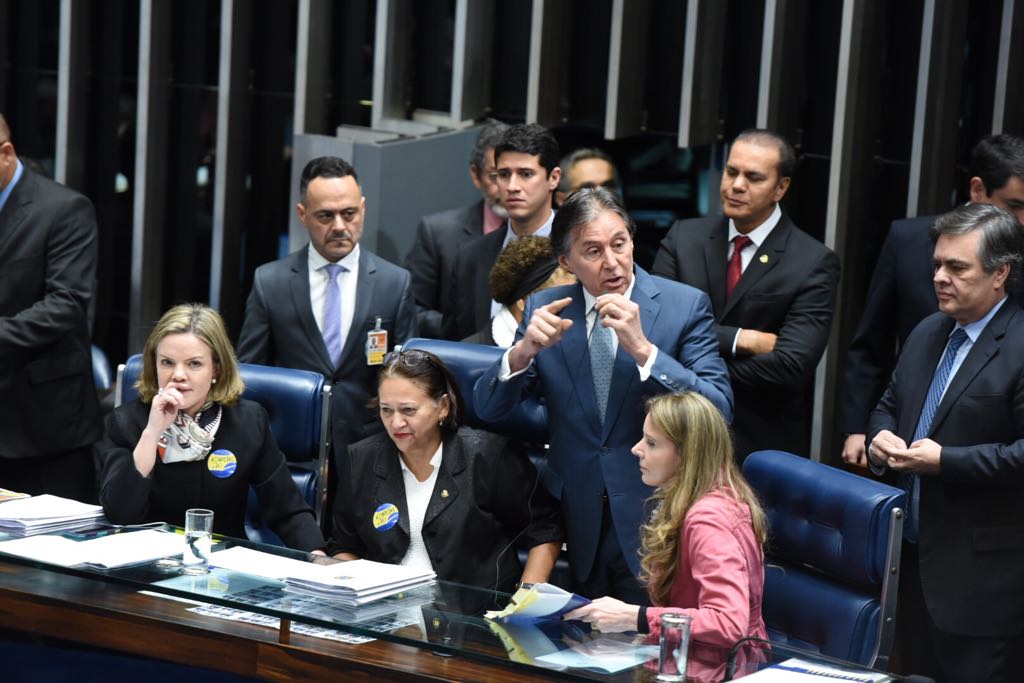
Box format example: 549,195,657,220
399,443,443,572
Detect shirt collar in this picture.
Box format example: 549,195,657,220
398,441,444,474
583,268,637,317
728,203,782,247
0,159,25,214
957,295,1007,343
308,242,360,274
505,209,555,240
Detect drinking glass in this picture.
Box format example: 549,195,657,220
656,613,691,681
182,508,214,575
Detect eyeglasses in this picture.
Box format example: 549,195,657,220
382,348,432,367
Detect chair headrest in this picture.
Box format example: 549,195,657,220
743,450,906,586
401,338,549,443
91,345,113,391
119,355,324,462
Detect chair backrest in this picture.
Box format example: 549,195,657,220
742,450,905,669
115,355,331,540
91,344,113,390
400,338,549,443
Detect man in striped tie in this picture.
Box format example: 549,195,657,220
868,203,1024,682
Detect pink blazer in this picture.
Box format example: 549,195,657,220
645,489,767,679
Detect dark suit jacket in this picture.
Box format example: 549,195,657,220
405,200,484,339
0,168,101,459
328,428,563,594
96,399,325,551
442,225,507,341
236,246,418,454
839,215,938,435
474,268,733,581
652,214,839,459
868,300,1024,639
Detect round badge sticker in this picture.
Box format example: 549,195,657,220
373,503,400,531
207,449,237,479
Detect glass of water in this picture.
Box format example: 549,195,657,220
656,613,691,681
182,508,214,575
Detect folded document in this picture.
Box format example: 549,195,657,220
485,582,590,621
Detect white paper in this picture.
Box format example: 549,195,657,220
0,494,103,520
739,658,892,682
536,639,658,673
0,529,182,569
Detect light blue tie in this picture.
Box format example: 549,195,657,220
590,307,615,425
902,327,968,542
321,263,346,367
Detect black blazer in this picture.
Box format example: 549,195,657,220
95,399,325,552
839,215,938,434
328,428,563,594
0,168,101,459
442,226,507,341
405,200,484,339
652,214,839,458
868,300,1024,639
237,246,418,454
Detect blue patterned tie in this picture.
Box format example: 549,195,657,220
321,263,346,367
902,327,968,542
590,306,615,426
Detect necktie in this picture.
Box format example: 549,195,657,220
589,306,615,426
726,235,753,299
902,327,968,542
321,263,346,367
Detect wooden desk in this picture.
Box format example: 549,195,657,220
0,562,606,682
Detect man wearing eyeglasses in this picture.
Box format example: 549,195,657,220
555,147,620,206
0,112,102,503
238,156,418,509
442,124,562,341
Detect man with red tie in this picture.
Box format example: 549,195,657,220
652,129,840,460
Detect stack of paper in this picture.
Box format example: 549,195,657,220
0,494,105,536
209,547,436,605
0,529,184,569
485,582,590,621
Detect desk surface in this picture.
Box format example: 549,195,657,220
0,529,662,682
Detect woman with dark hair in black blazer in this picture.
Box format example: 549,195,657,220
328,349,562,593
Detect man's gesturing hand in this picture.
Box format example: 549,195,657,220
508,297,574,373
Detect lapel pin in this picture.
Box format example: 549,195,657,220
759,254,769,264
441,489,449,498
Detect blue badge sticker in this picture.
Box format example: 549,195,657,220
373,503,400,531
207,449,237,479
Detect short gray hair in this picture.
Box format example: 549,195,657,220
931,203,1024,289
470,121,510,170
550,187,635,259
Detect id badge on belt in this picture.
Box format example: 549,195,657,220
366,315,387,366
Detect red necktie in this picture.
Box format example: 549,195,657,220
726,235,752,299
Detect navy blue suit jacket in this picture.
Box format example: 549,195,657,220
868,300,1024,638
473,267,733,581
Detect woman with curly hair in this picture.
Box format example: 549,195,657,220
565,391,767,677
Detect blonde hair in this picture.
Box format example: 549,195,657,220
137,303,244,405
639,392,768,606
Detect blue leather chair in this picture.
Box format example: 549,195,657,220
400,338,573,589
742,450,906,669
115,355,331,546
400,338,548,443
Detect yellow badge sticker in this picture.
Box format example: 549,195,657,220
207,449,237,479
373,503,400,531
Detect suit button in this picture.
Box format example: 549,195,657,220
660,374,668,381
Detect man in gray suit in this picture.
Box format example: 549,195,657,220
238,156,417,476
405,122,509,338
0,112,101,502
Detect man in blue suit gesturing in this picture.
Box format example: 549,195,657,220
474,188,732,602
